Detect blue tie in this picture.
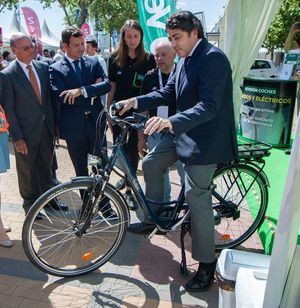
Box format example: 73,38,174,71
73,59,82,84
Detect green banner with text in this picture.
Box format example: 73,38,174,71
136,0,176,52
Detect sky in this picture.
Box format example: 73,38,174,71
0,0,228,40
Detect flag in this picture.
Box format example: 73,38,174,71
136,0,175,52
21,7,42,54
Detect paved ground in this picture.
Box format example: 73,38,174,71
0,139,263,308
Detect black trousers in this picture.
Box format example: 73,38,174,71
66,117,106,177
15,123,54,206
112,125,139,174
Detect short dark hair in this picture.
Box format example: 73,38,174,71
166,11,203,39
43,49,49,53
86,39,97,49
2,51,10,59
61,26,83,46
50,50,56,58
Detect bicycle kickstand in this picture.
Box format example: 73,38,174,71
180,222,190,276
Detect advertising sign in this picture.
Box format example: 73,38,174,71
136,0,175,52
21,7,43,55
240,78,298,147
81,23,91,39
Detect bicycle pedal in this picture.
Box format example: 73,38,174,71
147,228,159,239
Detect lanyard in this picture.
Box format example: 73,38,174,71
158,65,175,89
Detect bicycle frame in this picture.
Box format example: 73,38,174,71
103,129,186,231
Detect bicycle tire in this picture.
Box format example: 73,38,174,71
212,162,268,250
22,179,129,277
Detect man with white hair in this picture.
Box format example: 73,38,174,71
140,39,184,202
0,33,66,218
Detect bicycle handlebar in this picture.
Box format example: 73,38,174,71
109,103,148,130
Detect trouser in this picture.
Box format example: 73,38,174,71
147,132,185,201
66,116,106,177
142,135,216,263
113,125,139,174
15,123,54,205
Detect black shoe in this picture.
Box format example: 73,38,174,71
185,267,215,292
101,208,118,219
51,178,62,186
47,198,68,211
128,222,156,234
116,178,126,190
125,191,138,210
35,212,46,220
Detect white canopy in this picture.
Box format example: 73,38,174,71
220,0,284,123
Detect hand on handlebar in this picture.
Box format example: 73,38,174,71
144,116,173,135
117,98,136,116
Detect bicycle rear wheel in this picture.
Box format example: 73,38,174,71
22,179,129,277
212,163,268,250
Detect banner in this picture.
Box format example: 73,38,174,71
81,23,91,39
0,27,3,47
21,7,42,55
240,78,298,147
136,0,175,52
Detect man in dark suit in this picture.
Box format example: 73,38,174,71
50,27,111,177
118,11,238,292
0,33,60,218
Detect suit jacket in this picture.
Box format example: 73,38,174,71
49,55,111,140
137,38,238,165
0,60,55,146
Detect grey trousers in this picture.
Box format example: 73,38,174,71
142,134,216,263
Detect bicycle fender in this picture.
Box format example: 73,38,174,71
70,176,98,185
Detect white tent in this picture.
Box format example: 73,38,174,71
220,0,284,123
220,0,300,306
41,20,60,48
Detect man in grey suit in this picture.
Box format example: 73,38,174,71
0,33,63,218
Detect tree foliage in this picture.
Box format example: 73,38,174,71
0,0,21,13
263,0,300,53
40,0,137,31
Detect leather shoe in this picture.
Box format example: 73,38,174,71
125,191,138,210
128,222,155,234
51,178,62,186
47,199,68,211
128,222,166,235
116,178,126,190
35,212,46,220
101,208,118,219
4,227,11,233
0,239,13,248
185,267,215,292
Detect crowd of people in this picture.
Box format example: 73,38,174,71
0,11,238,292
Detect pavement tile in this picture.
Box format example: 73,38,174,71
0,283,16,295
12,285,43,300
0,294,23,308
18,298,53,308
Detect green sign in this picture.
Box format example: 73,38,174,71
136,0,175,52
240,78,298,147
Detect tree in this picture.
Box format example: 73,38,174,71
0,0,20,13
263,0,300,55
90,0,137,33
41,0,137,30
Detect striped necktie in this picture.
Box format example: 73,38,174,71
26,64,41,103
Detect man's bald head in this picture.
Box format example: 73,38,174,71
154,38,175,74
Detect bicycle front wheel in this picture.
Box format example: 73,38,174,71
212,163,268,250
22,179,129,277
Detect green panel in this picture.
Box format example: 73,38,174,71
136,0,176,51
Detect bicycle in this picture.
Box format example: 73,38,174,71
22,104,271,277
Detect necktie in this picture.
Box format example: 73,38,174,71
26,65,41,103
73,59,82,84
